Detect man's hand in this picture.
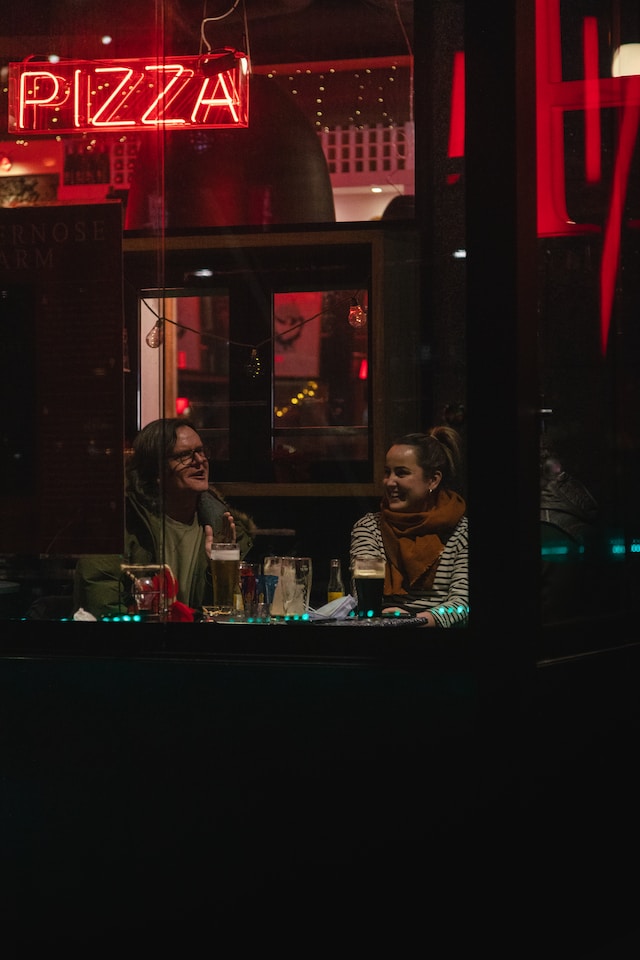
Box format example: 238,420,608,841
205,512,237,558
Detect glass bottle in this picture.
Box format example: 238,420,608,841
327,558,345,603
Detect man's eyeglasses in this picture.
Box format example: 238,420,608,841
168,445,211,466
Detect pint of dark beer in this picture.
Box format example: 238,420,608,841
352,555,386,617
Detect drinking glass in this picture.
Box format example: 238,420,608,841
209,542,241,616
279,556,313,616
239,561,260,616
352,555,386,617
255,574,278,619
120,563,177,621
263,555,284,615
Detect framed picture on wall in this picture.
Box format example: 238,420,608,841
273,291,323,379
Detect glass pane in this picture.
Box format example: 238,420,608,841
273,289,369,470
139,292,231,459
175,294,231,461
536,0,640,649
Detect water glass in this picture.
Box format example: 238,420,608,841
255,573,278,619
279,556,313,616
263,555,284,615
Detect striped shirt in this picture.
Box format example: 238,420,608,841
350,512,469,627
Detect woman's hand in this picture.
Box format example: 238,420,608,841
382,605,436,626
415,610,436,625
204,512,237,558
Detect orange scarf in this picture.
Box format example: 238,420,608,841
380,489,466,594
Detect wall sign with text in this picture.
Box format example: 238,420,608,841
8,55,249,134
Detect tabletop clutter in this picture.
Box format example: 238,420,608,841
69,550,412,623
75,555,365,623
205,554,359,622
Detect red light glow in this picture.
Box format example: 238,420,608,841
8,55,249,134
582,17,602,184
599,99,640,353
536,0,640,355
448,51,465,159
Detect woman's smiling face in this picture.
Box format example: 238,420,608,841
383,444,439,512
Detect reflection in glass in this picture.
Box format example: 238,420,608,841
273,289,369,472
140,292,231,461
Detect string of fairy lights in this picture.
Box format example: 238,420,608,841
259,61,413,131
274,380,319,421
143,290,368,380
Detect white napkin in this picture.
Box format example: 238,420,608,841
307,594,357,620
73,607,97,621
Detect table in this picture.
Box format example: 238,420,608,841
2,616,479,949
1,614,472,669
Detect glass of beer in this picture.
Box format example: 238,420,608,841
352,555,386,617
209,542,241,617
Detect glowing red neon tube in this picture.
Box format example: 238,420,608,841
8,55,249,134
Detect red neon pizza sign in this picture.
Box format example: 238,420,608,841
8,55,249,134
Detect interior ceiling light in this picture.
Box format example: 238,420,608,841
612,43,640,77
183,268,215,281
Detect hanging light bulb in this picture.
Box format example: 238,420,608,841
348,297,367,328
245,348,262,378
145,319,164,348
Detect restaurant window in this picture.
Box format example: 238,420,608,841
535,0,640,650
132,233,381,489
2,1,467,626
